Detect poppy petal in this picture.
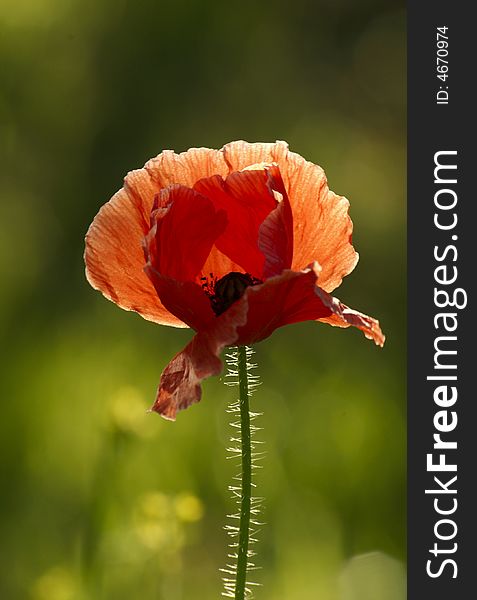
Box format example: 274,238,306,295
285,162,358,293
235,263,384,346
193,168,279,278
235,267,331,345
257,164,294,279
145,147,229,189
315,295,385,346
145,184,228,282
85,174,185,327
200,246,244,282
144,266,215,331
153,262,384,419
222,140,289,172
151,300,249,420
222,140,358,292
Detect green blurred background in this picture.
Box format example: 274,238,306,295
0,1,405,598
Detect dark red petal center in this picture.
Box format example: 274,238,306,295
202,271,262,316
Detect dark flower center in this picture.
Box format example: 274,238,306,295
202,272,262,316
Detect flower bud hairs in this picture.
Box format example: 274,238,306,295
84,140,384,599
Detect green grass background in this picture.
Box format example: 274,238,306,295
0,1,405,598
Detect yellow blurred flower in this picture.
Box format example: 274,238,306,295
136,491,170,520
174,492,204,522
107,386,157,437
133,492,183,552
131,490,203,555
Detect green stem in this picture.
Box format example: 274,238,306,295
235,345,252,600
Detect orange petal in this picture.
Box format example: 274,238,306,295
258,164,294,279
221,140,289,172
200,246,244,282
85,171,185,327
152,300,248,420
284,159,358,292
145,147,229,189
221,141,358,292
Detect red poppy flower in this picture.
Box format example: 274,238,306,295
85,141,384,420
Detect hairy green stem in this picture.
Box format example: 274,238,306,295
235,345,252,600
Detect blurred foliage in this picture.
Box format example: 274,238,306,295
0,0,405,598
